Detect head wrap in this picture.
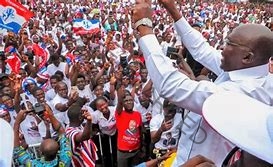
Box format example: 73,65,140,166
22,77,37,95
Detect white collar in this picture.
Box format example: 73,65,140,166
228,64,268,81
98,110,114,120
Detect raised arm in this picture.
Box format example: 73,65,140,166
13,110,34,165
45,104,65,134
45,105,72,166
73,110,93,143
132,1,223,114
115,84,125,115
157,0,223,75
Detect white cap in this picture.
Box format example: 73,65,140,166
202,92,273,164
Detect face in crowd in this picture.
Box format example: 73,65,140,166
94,85,104,97
95,97,109,115
56,82,68,98
0,109,11,123
1,95,13,109
34,88,46,103
76,76,86,91
163,100,177,122
140,68,148,83
123,94,134,112
50,77,59,90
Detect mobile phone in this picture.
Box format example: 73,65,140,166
166,47,179,59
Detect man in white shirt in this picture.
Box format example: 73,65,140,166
47,55,68,76
52,81,78,125
150,100,181,158
45,75,60,102
132,0,273,166
32,87,57,139
73,74,94,105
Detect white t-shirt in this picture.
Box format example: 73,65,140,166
20,115,42,145
52,94,69,125
47,62,67,76
91,106,116,136
38,121,57,139
150,113,181,150
75,85,95,106
134,100,152,123
45,89,56,102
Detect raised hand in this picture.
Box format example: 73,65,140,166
157,0,181,21
15,110,28,124
132,0,153,24
110,74,117,85
103,62,111,70
157,0,176,9
160,120,173,132
82,109,92,122
14,77,22,92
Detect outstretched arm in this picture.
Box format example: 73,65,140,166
159,0,223,75
73,110,93,143
13,110,34,165
132,1,222,114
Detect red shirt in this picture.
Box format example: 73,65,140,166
115,110,142,151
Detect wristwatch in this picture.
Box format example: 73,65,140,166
134,18,153,30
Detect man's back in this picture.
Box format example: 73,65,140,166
13,135,71,167
65,126,98,167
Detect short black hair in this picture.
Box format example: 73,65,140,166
75,97,88,107
192,23,202,28
95,96,108,106
50,75,61,81
163,99,177,112
77,74,85,80
54,71,64,79
32,86,43,96
67,104,82,122
50,54,60,61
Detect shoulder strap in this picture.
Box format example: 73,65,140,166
222,146,240,167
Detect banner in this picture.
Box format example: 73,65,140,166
72,19,100,35
0,0,34,33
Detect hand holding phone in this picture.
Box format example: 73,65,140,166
161,119,173,132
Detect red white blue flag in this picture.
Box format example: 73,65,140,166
72,19,100,35
32,43,50,69
0,0,34,33
5,46,21,74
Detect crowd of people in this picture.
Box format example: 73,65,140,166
0,0,272,166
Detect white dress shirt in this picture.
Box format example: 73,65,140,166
138,17,273,167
